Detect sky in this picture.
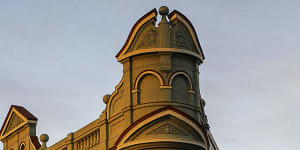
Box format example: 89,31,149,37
0,0,300,149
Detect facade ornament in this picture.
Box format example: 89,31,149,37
147,123,187,135
158,6,171,48
204,115,210,129
136,29,157,49
39,134,49,150
103,94,111,104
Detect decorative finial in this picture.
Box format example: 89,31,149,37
103,94,111,104
159,6,169,16
158,6,169,24
39,134,49,150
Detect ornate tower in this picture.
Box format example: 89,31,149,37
105,6,218,150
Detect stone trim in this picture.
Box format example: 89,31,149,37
118,48,203,62
159,86,172,89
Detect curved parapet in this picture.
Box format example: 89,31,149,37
168,10,205,60
116,7,204,63
116,9,158,61
107,78,125,119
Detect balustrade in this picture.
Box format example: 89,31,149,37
75,129,100,150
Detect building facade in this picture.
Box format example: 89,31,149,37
1,6,218,150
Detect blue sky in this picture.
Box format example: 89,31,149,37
1,0,300,149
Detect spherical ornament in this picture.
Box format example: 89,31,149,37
103,94,111,104
159,6,169,16
40,134,49,142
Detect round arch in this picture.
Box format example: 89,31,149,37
168,71,193,89
134,70,164,90
19,142,26,150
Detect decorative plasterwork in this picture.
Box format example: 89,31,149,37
147,123,187,136
136,28,158,50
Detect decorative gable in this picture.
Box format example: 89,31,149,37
3,112,25,135
0,105,37,140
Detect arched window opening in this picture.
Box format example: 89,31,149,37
171,75,189,103
138,74,160,104
19,143,25,150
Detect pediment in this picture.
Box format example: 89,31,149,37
112,106,209,150
0,105,37,140
4,112,25,135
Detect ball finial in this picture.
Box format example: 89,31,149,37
40,134,49,142
159,6,169,16
103,94,111,104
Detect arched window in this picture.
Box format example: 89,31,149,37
138,74,160,104
134,70,164,104
171,74,189,103
19,143,25,150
